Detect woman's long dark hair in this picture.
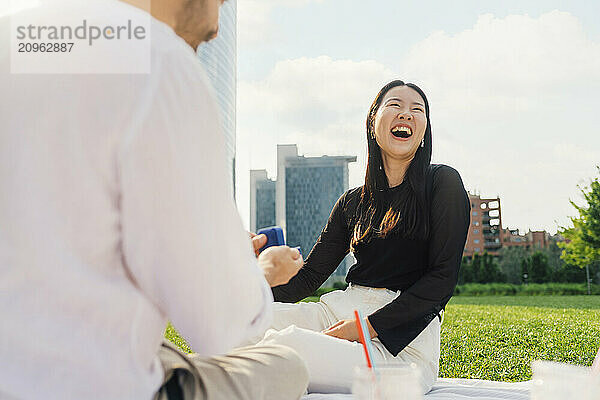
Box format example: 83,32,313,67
350,80,432,250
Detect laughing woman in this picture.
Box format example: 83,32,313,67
257,80,470,394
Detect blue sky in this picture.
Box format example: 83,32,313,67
239,0,600,79
235,0,600,234
3,1,596,233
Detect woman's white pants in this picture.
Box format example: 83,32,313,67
253,284,441,394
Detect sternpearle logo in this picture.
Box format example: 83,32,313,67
10,0,151,74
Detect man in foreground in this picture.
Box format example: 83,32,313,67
0,0,308,399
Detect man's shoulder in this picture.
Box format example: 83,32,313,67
149,19,215,99
150,18,197,64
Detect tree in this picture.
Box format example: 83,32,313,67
559,227,600,269
552,263,587,283
498,246,530,284
479,252,505,283
469,254,482,282
540,240,564,275
460,252,504,283
559,166,600,282
458,256,471,285
522,251,551,283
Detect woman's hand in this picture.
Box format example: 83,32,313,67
322,317,378,342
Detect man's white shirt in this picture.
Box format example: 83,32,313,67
0,2,273,399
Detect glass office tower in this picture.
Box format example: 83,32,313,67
198,0,237,196
250,145,357,286
250,170,276,232
278,145,357,284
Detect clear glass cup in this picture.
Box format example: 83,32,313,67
352,363,423,400
531,360,600,400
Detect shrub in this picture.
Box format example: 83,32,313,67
552,264,588,283
454,283,600,296
460,252,505,283
455,283,517,296
522,252,551,283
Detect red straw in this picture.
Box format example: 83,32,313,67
354,309,373,369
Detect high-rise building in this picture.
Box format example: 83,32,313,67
465,193,553,257
251,145,357,285
464,194,503,257
197,0,237,196
279,145,356,284
249,170,276,232
277,144,355,254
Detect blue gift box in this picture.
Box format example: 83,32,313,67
257,226,301,256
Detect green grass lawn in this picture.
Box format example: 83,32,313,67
165,295,600,382
449,295,600,309
165,323,192,354
440,296,600,381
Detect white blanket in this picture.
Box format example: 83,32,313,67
302,378,530,400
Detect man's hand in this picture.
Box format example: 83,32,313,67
249,232,268,257
258,246,303,287
322,318,378,342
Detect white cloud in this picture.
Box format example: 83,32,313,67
237,0,323,47
401,10,600,124
240,56,394,130
236,56,394,226
237,10,600,233
398,10,600,232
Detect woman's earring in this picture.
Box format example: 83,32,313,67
421,138,425,148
